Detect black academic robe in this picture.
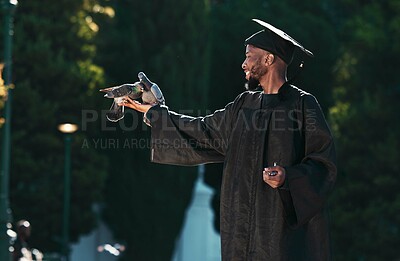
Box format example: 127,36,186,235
146,83,337,261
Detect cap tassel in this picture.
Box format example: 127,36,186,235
287,61,304,84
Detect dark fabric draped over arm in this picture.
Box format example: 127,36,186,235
282,95,337,227
146,99,237,166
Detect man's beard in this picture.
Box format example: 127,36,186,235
245,76,261,91
244,59,267,91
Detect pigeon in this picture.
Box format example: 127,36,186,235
100,82,143,122
100,72,165,122
137,72,165,105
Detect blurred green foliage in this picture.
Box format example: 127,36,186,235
328,0,400,259
0,0,399,260
93,0,210,259
1,0,108,253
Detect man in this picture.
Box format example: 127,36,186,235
121,19,337,260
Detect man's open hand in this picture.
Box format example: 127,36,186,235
118,96,153,113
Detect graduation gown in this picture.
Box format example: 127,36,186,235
146,83,337,261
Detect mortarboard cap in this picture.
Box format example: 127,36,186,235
245,19,313,65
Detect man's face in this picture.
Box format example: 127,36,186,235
242,45,269,90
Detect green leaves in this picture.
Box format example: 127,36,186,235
2,0,399,259
329,1,400,259
94,0,208,259
4,0,108,253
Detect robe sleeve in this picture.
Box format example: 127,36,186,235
145,94,243,166
281,94,337,227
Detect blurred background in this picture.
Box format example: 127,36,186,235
0,0,399,260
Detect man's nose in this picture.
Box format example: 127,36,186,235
241,60,246,69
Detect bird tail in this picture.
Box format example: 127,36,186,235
99,88,115,98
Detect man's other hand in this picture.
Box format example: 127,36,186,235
263,165,286,188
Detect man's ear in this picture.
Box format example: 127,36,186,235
265,53,275,66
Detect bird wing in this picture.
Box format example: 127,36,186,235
100,84,133,98
138,72,165,105
138,72,153,91
150,84,165,105
110,84,132,98
106,100,125,122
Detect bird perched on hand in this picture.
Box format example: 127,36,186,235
100,82,143,122
100,72,165,122
137,72,165,105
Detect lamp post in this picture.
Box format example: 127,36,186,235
58,123,78,261
1,1,17,261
